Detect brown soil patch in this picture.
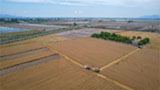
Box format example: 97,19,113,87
56,28,116,39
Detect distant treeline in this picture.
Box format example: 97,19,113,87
0,18,19,23
0,18,91,24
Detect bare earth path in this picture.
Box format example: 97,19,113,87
100,48,140,71
0,54,61,77
97,74,135,90
46,44,135,90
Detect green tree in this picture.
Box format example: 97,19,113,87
128,20,133,23
73,22,77,26
138,37,150,45
137,36,142,39
138,41,143,45
132,36,136,40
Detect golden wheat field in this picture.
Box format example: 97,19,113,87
0,43,44,57
48,37,136,67
0,39,34,48
0,58,125,90
0,50,54,70
0,34,69,57
117,31,157,38
101,48,159,90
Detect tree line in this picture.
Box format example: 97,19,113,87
91,31,150,46
91,32,132,44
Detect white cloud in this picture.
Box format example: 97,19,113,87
8,0,160,8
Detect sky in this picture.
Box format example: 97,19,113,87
0,0,160,17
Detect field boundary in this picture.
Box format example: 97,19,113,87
0,54,59,71
0,41,34,49
0,48,49,61
0,54,61,77
0,47,45,57
100,48,140,71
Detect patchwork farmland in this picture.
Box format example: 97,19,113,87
0,27,159,90
0,58,125,90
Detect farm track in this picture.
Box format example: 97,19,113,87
0,54,61,77
46,44,135,90
0,48,48,61
100,48,140,71
97,74,135,90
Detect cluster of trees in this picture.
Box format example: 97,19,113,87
132,36,142,40
73,22,77,26
138,38,150,45
91,32,132,44
128,20,134,23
